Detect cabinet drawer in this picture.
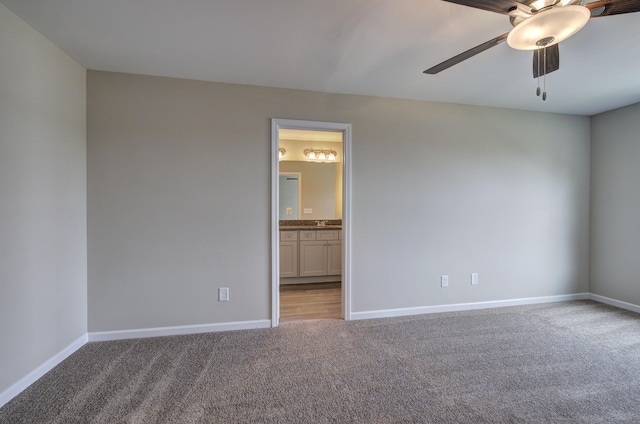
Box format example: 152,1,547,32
317,230,339,241
299,230,316,241
280,231,298,241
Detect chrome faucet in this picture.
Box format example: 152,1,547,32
316,220,327,227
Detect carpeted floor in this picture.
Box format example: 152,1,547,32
1,300,640,423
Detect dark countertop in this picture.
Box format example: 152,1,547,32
280,225,342,231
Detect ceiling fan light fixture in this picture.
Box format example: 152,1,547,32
507,5,590,50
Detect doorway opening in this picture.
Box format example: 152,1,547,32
271,119,352,327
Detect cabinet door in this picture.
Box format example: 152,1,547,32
299,241,328,277
280,241,298,278
327,240,342,276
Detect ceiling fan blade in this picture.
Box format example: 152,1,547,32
585,0,640,16
424,33,509,74
441,0,520,15
532,44,560,79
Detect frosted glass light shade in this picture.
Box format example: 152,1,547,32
507,6,590,50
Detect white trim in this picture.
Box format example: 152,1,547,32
88,320,271,342
341,124,352,321
271,119,280,327
0,333,88,409
271,119,353,326
589,293,640,314
350,293,591,321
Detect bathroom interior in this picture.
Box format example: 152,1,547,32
278,129,343,322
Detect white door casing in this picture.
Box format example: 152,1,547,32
271,118,352,327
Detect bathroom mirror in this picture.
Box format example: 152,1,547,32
278,129,343,221
279,161,342,220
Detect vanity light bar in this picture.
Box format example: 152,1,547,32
303,149,337,161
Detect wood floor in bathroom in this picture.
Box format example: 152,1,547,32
279,282,341,322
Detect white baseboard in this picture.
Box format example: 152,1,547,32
350,293,591,321
88,319,272,342
589,293,640,314
0,333,88,409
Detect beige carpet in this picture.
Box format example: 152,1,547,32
1,300,640,423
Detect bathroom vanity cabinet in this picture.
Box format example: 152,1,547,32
279,228,342,283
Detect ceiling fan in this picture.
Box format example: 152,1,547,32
424,0,640,100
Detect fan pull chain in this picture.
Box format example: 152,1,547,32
536,48,541,97
542,46,547,101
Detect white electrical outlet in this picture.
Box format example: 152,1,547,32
441,275,449,287
219,287,229,302
471,273,479,285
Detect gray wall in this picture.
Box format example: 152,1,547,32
0,3,87,395
352,101,590,311
590,102,640,306
87,71,591,331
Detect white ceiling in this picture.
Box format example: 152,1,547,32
3,0,639,115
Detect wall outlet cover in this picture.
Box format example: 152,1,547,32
441,275,449,287
219,287,230,301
